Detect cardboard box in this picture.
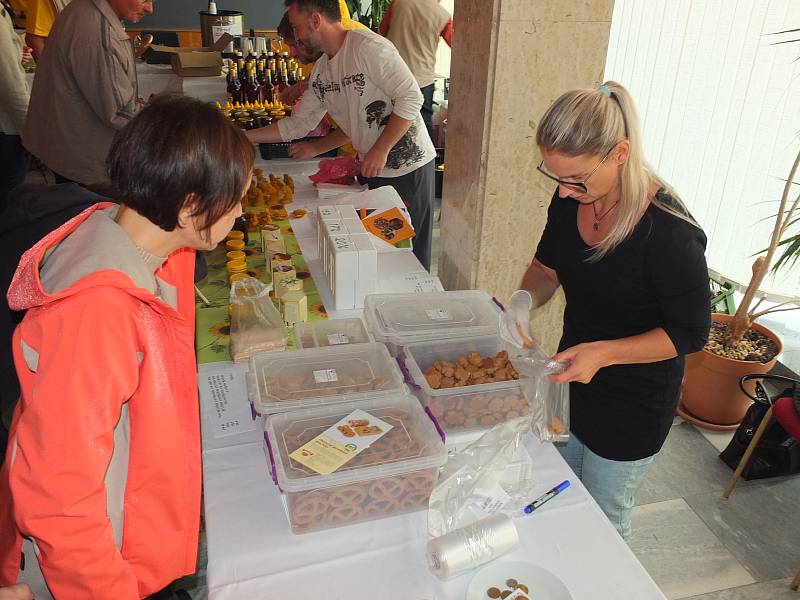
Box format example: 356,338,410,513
150,33,233,77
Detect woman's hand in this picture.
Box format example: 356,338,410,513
549,341,613,384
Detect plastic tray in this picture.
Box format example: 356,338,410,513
294,317,372,349
259,137,339,160
248,342,405,415
264,393,447,533
401,335,528,433
363,291,500,355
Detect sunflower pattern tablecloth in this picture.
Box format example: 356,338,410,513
195,218,328,364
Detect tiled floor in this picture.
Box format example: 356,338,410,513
630,418,800,599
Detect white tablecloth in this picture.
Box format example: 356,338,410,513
199,374,665,600
199,146,664,600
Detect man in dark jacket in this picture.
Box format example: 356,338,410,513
0,183,100,460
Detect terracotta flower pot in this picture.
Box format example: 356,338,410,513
681,313,783,429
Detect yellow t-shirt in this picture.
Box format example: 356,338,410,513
25,0,55,36
339,0,368,31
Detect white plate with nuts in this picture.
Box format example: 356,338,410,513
466,560,572,600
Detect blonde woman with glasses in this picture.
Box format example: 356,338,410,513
500,81,711,538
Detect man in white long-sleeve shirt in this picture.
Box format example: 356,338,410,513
247,0,436,270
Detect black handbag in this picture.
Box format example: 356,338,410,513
719,375,800,480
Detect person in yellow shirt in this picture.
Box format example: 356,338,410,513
25,0,69,60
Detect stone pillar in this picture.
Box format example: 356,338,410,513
439,0,614,353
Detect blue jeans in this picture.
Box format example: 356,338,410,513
557,432,654,538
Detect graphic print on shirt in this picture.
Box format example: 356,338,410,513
312,72,366,101
364,100,425,170
311,73,341,102
365,100,390,128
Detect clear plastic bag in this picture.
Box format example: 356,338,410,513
427,416,537,538
511,349,570,443
229,277,287,362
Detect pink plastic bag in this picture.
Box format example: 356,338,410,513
309,156,361,185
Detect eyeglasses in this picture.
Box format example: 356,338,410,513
536,146,615,195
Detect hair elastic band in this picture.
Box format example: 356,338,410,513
597,84,611,97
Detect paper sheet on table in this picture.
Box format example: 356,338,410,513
331,186,407,214
198,365,258,448
402,271,444,293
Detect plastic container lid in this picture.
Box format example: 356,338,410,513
264,393,447,492
248,342,405,414
294,317,372,349
363,291,500,345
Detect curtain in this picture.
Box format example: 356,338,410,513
605,0,800,299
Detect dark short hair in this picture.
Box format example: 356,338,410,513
284,0,341,22
277,12,295,41
106,95,254,235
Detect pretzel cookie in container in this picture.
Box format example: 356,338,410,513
264,394,447,534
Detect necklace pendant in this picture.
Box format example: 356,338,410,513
593,222,599,231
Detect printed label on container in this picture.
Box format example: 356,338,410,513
289,409,393,475
425,308,452,321
313,369,338,384
211,23,241,44
327,333,350,345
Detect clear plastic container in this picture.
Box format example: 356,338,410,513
363,291,500,355
294,317,372,349
264,393,447,534
249,342,405,415
401,335,528,433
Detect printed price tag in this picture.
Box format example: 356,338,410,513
327,333,350,345
289,409,393,475
476,483,511,515
313,369,339,384
403,271,443,293
211,24,241,44
425,308,452,321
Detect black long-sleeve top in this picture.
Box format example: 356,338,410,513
535,188,711,460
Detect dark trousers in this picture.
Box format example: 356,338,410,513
0,134,30,214
360,159,435,271
420,84,435,145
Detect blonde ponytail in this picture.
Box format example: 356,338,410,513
536,80,697,261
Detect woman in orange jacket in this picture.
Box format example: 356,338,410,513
0,95,254,598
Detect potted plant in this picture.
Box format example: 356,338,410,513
680,147,800,429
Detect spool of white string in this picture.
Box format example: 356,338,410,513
426,514,519,581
